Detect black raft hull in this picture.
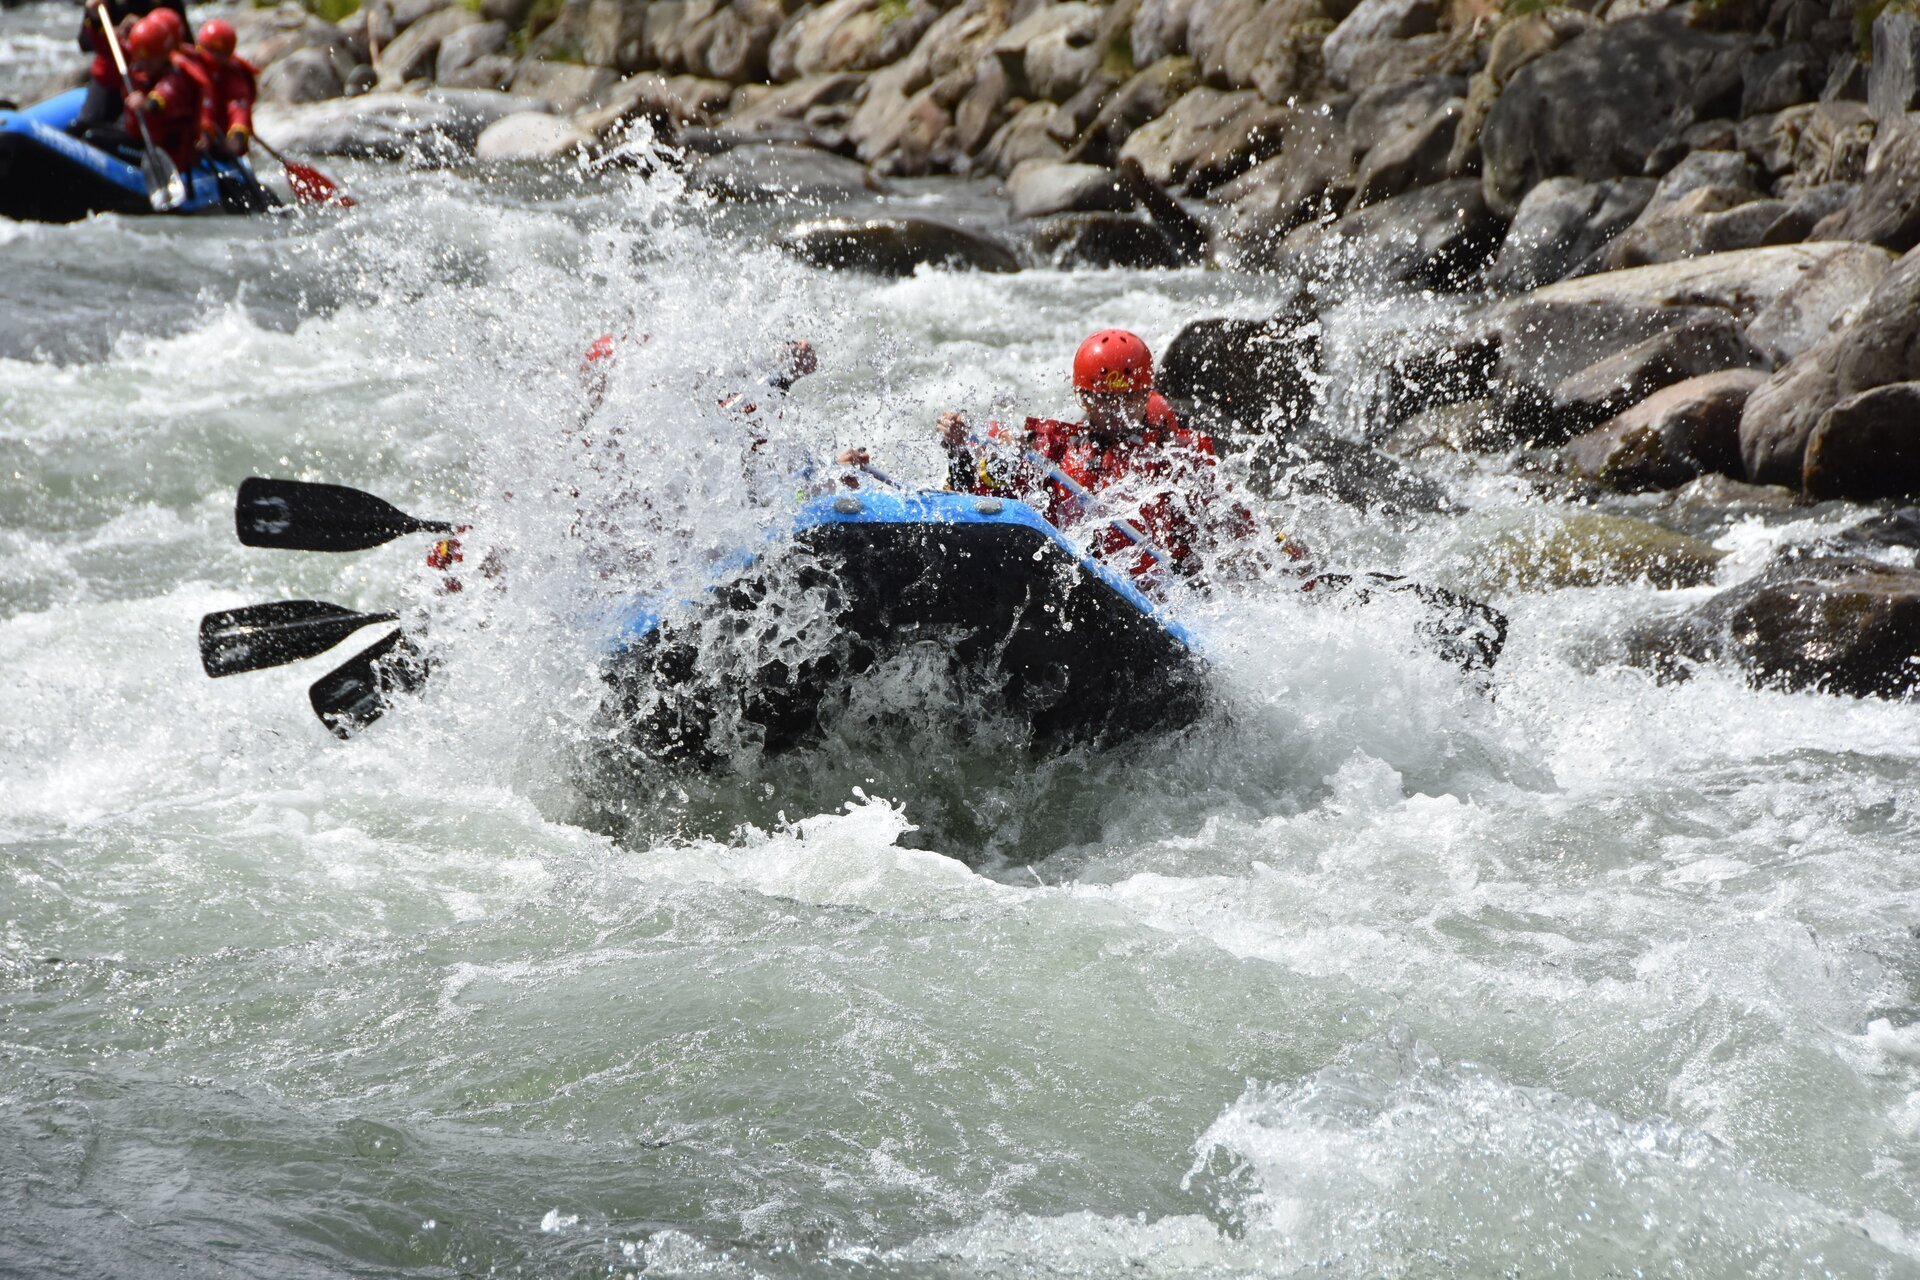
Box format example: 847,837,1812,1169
605,493,1211,762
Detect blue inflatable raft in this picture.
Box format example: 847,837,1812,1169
0,87,270,223
603,488,1212,761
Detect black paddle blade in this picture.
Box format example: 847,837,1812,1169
200,599,400,678
1316,573,1510,676
309,631,430,739
236,477,453,552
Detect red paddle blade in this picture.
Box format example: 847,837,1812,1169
285,161,355,208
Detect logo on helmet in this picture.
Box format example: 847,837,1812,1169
1098,369,1133,392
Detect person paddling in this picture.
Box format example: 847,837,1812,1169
70,0,188,141
938,329,1292,585
110,12,204,172
177,20,256,161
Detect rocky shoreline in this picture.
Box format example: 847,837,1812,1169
30,0,1920,698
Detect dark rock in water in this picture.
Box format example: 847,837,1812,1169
1563,369,1763,493
1484,176,1654,292
779,218,1021,275
1803,383,1920,501
1279,178,1507,292
1249,431,1458,516
1827,507,1920,561
689,144,883,204
1479,12,1748,216
1632,555,1920,698
1376,336,1499,430
1159,307,1320,437
1545,314,1763,438
1025,215,1179,270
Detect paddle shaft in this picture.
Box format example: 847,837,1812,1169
96,10,171,188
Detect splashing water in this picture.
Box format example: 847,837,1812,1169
4,14,1920,1274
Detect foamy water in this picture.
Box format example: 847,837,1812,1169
4,11,1919,1273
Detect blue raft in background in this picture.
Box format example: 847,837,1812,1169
0,87,267,223
603,488,1213,761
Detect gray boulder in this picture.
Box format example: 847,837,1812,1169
440,55,515,92
1133,0,1201,67
474,111,590,162
1072,56,1200,166
1562,369,1762,492
1348,96,1463,209
1117,87,1290,193
779,217,1021,275
1479,12,1749,216
258,48,345,104
1739,102,1875,192
689,145,881,203
1742,239,1893,364
437,21,510,84
1321,0,1440,91
1825,119,1920,252
509,62,618,114
980,103,1067,177
1634,556,1920,699
1544,313,1763,437
1212,109,1354,267
1869,9,1920,124
1007,161,1135,220
1741,43,1826,117
1277,177,1506,291
376,8,478,86
1803,383,1920,501
1026,215,1180,269
1484,176,1654,292
1159,306,1319,436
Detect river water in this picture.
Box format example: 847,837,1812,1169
5,12,1920,1277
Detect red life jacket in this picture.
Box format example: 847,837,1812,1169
174,46,256,140
124,59,202,170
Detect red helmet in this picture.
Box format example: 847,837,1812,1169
126,12,180,59
1072,329,1153,394
197,18,237,57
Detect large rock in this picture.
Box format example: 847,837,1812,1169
1117,87,1290,193
1742,240,1893,364
1869,9,1920,124
980,102,1067,175
258,48,345,104
1025,214,1180,268
769,0,942,80
1802,383,1920,501
1211,108,1354,266
474,110,590,161
1543,313,1762,435
1133,0,1202,66
1158,307,1319,436
1000,3,1104,105
1006,160,1134,219
1072,56,1199,165
235,3,362,77
253,89,535,160
1637,556,1920,698
1739,245,1920,484
1479,12,1749,217
1277,177,1506,291
1825,119,1920,252
1448,6,1599,181
1484,176,1654,291
436,21,510,83
779,217,1021,275
1562,369,1762,492
508,62,617,114
1349,97,1463,209
376,8,478,86
689,145,881,203
1739,102,1875,193
1460,510,1726,594
1321,0,1440,91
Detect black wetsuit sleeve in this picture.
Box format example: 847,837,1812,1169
945,442,977,492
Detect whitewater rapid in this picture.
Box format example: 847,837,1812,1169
5,16,1920,1276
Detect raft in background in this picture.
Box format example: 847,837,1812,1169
604,488,1213,762
0,87,270,222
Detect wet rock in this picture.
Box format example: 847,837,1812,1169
1824,119,1920,252
1070,56,1199,166
236,3,362,75
509,62,618,115
1484,176,1655,292
685,0,784,83
436,21,509,84
1158,307,1319,436
1007,161,1134,219
1461,510,1726,593
688,144,881,203
952,60,1014,156
779,217,1021,275
1376,336,1499,430
1277,177,1506,292
980,103,1067,176
1479,12,1749,217
254,89,535,161
1250,431,1458,515
1380,399,1510,459
1322,0,1440,91
1118,87,1291,194
1345,74,1462,156
1025,214,1179,268
1562,369,1763,492
1544,313,1763,436
1349,97,1464,210
769,0,941,80
259,48,345,105
1636,556,1920,698
1802,383,1920,501
475,110,590,162
377,8,478,86
1826,507,1920,561
1869,8,1920,124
